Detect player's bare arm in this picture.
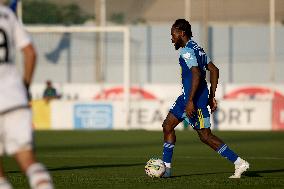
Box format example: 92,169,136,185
22,44,36,100
185,66,200,118
207,62,219,112
22,44,36,87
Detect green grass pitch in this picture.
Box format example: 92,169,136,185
3,130,284,189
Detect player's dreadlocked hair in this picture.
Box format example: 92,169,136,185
172,19,193,38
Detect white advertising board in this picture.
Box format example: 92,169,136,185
50,100,73,130
114,101,169,130
49,100,186,131
215,100,272,130
46,99,274,131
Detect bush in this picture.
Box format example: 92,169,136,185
23,0,93,25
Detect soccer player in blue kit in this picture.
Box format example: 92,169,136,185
162,19,249,178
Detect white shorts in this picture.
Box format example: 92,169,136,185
0,108,33,156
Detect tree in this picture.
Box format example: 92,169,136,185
23,0,93,25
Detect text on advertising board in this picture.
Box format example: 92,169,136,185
74,104,113,129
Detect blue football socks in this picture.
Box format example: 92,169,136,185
162,142,175,166
216,144,239,163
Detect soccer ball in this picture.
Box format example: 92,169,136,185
145,158,166,178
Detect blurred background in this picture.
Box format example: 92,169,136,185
10,0,284,131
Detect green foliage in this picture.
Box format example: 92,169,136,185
132,18,147,25
23,0,61,24
60,4,92,25
110,12,125,24
23,0,93,24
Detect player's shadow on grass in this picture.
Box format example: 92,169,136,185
171,168,284,178
171,171,231,178
36,143,161,152
48,163,145,172
7,163,145,173
244,169,284,177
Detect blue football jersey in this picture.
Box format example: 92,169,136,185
179,40,211,107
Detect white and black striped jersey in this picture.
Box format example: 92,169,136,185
0,5,31,112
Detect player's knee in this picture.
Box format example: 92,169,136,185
162,119,168,128
163,125,174,135
199,133,210,144
26,163,53,189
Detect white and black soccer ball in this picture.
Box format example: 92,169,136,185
145,158,166,178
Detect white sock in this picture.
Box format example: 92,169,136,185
26,163,53,189
0,177,13,189
234,157,243,165
164,162,171,168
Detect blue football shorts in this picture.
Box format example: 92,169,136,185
169,95,211,129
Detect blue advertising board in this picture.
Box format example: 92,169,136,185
74,104,113,129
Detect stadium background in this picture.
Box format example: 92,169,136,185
14,0,284,131
3,0,284,188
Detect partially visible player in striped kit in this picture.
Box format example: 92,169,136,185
162,19,249,178
0,2,53,189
